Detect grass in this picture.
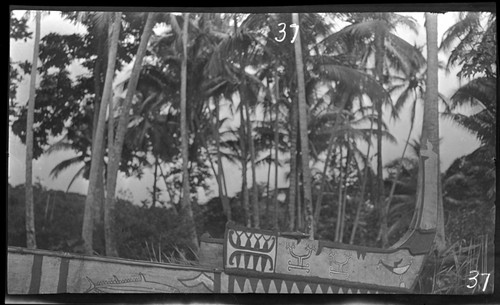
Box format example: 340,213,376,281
425,234,494,294
143,240,199,266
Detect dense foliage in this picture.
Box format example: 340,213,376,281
8,11,495,292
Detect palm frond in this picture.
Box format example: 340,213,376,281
66,164,86,193
390,13,419,34
442,110,495,146
319,64,389,102
320,19,388,48
45,135,73,155
449,77,496,111
392,85,416,119
385,33,425,74
440,12,481,52
49,155,85,179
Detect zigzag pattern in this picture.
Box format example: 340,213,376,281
228,275,386,294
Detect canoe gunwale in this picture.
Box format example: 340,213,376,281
7,246,223,273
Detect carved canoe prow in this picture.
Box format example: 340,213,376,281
220,139,440,293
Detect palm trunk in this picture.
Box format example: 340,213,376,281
266,148,272,216
339,145,351,242
92,32,106,228
296,169,303,230
288,96,298,231
215,98,231,221
221,160,229,205
239,107,251,227
349,153,367,244
105,13,156,257
292,13,314,238
265,94,272,217
313,133,335,226
425,13,446,253
375,27,388,248
233,13,250,227
349,108,375,244
244,91,260,228
152,156,159,208
179,12,199,252
82,12,121,255
25,11,41,249
273,74,280,230
94,155,105,226
335,147,343,242
383,115,415,236
313,90,349,228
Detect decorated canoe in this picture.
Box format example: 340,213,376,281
217,140,440,293
7,139,439,294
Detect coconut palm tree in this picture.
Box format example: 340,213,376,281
179,12,199,252
82,11,121,255
424,12,446,253
292,13,315,238
204,12,389,232
213,97,232,221
349,136,375,245
105,12,156,257
25,10,41,249
319,12,425,247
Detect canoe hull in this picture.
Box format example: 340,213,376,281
223,223,427,293
7,247,216,294
8,246,413,294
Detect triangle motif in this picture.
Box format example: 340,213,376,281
253,255,260,272
303,284,313,294
280,281,289,293
233,277,243,293
238,254,246,269
261,278,271,293
268,280,278,293
315,284,323,294
244,253,251,269
249,278,259,292
296,281,307,293
242,279,253,292
255,280,265,293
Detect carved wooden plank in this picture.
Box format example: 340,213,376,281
222,223,427,293
7,247,218,294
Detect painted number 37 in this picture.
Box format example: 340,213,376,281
275,23,299,43
467,270,491,292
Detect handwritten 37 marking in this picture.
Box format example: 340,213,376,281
467,270,491,292
274,23,299,43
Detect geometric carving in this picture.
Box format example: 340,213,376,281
178,272,214,292
286,242,316,273
377,258,413,288
84,273,180,293
226,228,276,273
328,250,352,279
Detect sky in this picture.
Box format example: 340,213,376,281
8,10,483,206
